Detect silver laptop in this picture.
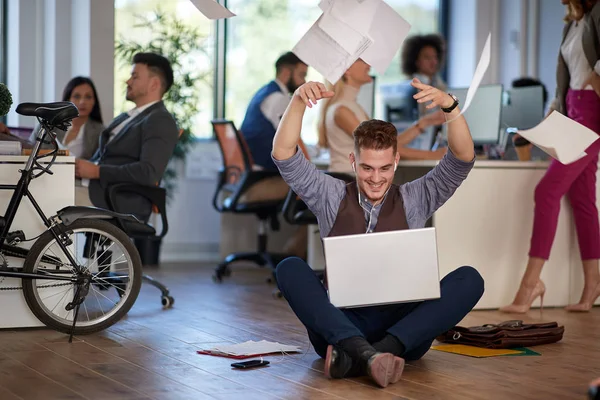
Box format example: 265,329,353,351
323,228,441,308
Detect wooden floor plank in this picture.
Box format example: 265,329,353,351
0,263,598,400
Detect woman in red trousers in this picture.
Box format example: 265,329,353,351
501,0,600,313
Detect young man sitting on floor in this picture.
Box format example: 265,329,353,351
270,79,484,388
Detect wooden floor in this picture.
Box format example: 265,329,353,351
0,263,598,400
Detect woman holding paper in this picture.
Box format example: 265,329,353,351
317,59,446,173
501,0,600,313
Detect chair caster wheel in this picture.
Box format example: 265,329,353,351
272,290,283,299
161,295,174,308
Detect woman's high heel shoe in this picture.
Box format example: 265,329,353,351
499,280,546,314
565,283,600,312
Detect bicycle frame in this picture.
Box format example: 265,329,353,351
0,122,82,282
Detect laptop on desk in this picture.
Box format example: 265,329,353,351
323,228,441,308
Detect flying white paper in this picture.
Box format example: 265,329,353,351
462,33,491,113
189,0,235,20
517,111,599,164
293,16,371,84
317,10,369,55
356,0,411,74
444,33,491,122
296,0,410,83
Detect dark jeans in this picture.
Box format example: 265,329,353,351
275,257,484,361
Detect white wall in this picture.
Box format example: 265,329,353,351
6,0,115,127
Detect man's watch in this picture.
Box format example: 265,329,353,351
441,93,459,113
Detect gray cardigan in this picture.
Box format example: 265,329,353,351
551,2,600,114
28,118,104,159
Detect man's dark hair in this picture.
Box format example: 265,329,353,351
354,120,398,154
132,52,174,95
512,77,548,104
275,52,306,74
400,34,446,76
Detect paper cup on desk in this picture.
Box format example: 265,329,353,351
515,144,533,161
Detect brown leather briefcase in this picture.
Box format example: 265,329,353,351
436,320,565,349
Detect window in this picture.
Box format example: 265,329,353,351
224,0,322,143
224,0,441,145
0,0,6,124
114,0,216,138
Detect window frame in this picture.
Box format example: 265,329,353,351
0,0,7,125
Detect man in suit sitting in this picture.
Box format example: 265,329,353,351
75,52,179,222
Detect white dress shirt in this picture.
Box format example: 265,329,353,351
108,100,160,142
61,122,86,158
259,79,291,129
561,21,600,90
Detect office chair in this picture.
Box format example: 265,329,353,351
106,183,174,308
100,128,183,308
211,119,292,283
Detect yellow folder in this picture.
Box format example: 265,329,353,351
430,344,525,358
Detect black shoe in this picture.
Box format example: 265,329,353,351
324,345,354,379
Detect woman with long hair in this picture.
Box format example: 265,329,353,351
501,0,600,313
30,76,104,159
317,59,446,173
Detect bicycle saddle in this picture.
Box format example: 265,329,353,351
16,101,79,126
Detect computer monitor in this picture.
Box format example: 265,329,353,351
501,86,544,130
380,80,418,131
448,84,503,145
357,76,376,117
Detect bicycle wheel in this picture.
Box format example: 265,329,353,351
22,219,142,335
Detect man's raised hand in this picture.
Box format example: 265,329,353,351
295,81,334,108
411,78,454,110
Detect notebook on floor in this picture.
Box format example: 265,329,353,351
323,227,441,308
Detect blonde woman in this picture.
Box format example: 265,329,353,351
317,59,445,173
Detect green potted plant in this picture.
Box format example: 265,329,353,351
115,9,212,264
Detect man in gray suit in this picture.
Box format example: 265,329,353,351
75,52,179,222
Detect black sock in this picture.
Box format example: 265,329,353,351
372,334,406,356
337,336,377,367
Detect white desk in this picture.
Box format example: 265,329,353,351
0,156,75,328
307,159,600,310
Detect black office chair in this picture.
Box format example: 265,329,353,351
211,119,290,283
106,183,174,308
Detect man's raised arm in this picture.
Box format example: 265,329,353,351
271,82,344,220
412,78,475,162
272,82,333,161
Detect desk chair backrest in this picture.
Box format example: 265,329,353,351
212,119,254,186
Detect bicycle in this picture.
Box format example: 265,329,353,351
0,101,142,342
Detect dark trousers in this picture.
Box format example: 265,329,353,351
276,257,484,361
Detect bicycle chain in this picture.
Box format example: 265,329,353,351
0,282,72,291
0,250,71,291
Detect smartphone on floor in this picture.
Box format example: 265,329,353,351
231,359,270,369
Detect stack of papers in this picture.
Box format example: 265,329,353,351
517,111,600,164
197,340,302,359
293,0,411,83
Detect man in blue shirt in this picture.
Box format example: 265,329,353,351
241,52,308,170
